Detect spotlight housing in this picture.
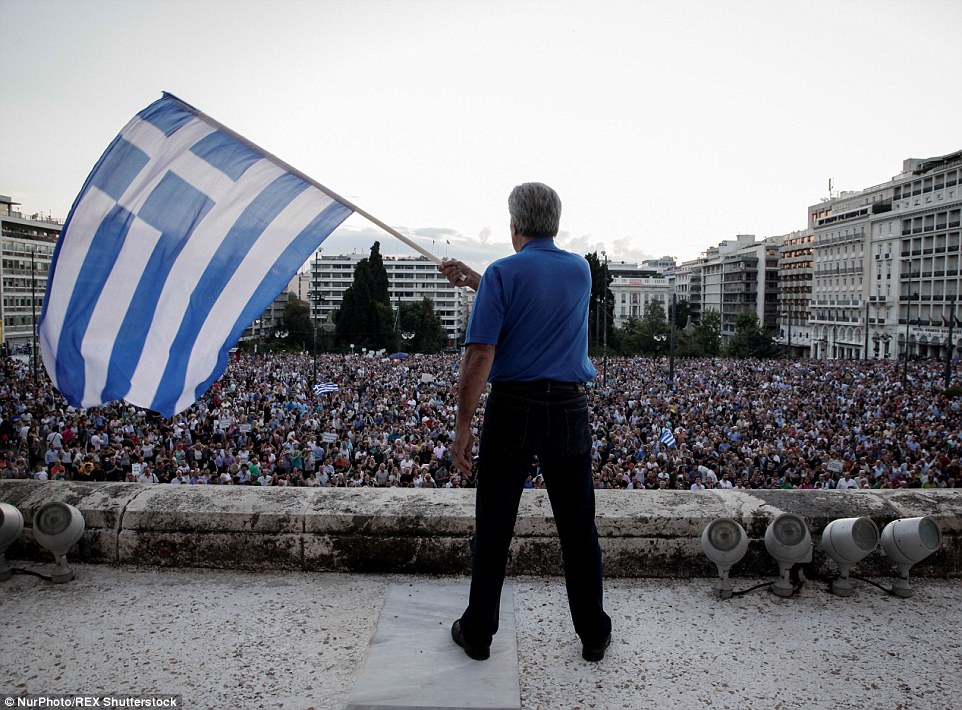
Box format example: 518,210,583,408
32,502,85,583
1,503,25,581
764,513,812,597
880,517,942,598
821,517,880,596
701,518,748,599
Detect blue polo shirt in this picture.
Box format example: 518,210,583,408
465,238,596,383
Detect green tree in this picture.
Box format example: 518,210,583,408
727,310,781,359
398,298,448,353
617,317,644,355
282,296,313,351
335,242,396,351
690,308,722,357
672,298,692,329
640,300,670,355
585,252,613,351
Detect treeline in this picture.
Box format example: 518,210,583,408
585,251,783,359
248,245,784,358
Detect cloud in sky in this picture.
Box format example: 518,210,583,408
1,0,959,266
319,223,515,273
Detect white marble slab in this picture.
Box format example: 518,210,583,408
346,581,520,710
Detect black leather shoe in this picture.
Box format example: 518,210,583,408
582,634,611,662
451,619,490,661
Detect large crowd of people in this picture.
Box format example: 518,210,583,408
1,351,959,491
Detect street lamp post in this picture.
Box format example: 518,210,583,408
668,292,676,391
863,301,870,361
780,309,792,357
602,252,609,388
945,295,957,389
653,333,667,358
873,332,892,359
30,247,38,381
903,263,915,386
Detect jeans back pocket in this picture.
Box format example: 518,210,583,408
563,403,591,456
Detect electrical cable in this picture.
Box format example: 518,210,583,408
731,581,774,596
852,574,900,596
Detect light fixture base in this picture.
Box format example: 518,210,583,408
712,576,734,599
49,554,75,584
772,579,794,597
49,569,75,584
830,577,854,597
890,575,914,598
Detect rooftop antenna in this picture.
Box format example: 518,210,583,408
828,178,834,200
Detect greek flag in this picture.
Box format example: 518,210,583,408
39,93,353,417
659,427,676,448
313,382,339,395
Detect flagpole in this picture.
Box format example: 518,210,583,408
163,92,444,267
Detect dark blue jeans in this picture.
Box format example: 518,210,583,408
460,384,612,647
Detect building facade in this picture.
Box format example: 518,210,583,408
777,229,814,357
808,149,962,360
697,234,782,341
307,253,471,344
606,260,673,329
0,195,61,358
672,256,704,324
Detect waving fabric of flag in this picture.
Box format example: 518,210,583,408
659,427,676,448
313,382,340,395
39,93,353,417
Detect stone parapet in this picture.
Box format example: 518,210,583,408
2,481,960,578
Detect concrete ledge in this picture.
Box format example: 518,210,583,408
2,481,960,578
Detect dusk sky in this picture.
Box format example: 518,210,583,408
2,0,960,271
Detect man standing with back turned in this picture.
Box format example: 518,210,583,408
439,182,612,663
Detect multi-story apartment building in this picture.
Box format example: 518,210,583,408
777,229,814,357
808,149,961,360
0,195,61,359
306,252,471,344
698,234,782,341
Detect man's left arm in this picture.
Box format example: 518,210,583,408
453,343,496,474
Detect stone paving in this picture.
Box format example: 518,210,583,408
2,564,960,709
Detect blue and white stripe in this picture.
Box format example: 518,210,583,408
659,427,676,448
39,94,353,417
313,382,340,395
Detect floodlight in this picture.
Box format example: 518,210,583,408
764,513,812,597
821,517,880,596
1,503,25,581
880,517,942,598
32,502,85,583
701,518,748,599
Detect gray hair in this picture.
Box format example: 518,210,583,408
508,182,561,238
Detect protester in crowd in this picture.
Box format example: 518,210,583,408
2,344,961,493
